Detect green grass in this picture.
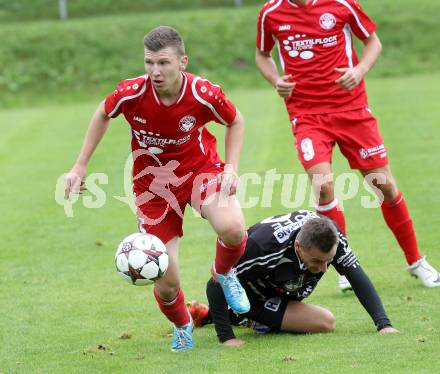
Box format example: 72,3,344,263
0,0,262,23
1,1,440,108
1,74,440,373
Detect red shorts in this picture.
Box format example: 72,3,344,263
291,107,388,170
135,162,223,244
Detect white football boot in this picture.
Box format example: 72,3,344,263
338,275,353,292
408,257,440,288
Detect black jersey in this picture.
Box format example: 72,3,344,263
207,211,392,343
236,210,358,301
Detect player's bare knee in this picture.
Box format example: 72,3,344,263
364,169,398,200
320,310,336,332
154,282,180,301
376,181,398,202
316,181,335,203
217,221,245,245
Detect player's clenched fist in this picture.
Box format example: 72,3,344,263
217,164,239,196
378,326,399,334
334,66,365,91
64,166,87,199
222,338,245,347
275,74,296,98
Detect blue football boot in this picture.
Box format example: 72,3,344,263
171,321,193,352
214,268,250,314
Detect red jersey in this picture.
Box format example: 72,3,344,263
257,0,377,116
104,72,237,192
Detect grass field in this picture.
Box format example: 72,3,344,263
0,0,262,23
1,74,439,373
2,1,440,108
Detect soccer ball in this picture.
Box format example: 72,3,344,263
115,233,169,286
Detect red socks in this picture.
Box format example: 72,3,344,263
316,199,347,236
153,288,190,327
153,233,248,326
214,232,248,274
381,191,422,265
315,194,421,266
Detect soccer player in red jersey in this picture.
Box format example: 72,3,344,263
255,0,440,288
64,26,250,351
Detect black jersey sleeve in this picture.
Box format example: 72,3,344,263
206,278,236,343
332,232,392,331
342,265,392,331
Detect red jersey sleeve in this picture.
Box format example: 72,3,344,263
192,78,237,126
256,1,279,52
344,0,377,40
104,76,147,118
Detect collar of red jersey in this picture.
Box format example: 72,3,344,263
287,0,319,8
150,72,188,106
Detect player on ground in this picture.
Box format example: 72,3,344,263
64,26,250,352
192,211,398,346
255,0,440,289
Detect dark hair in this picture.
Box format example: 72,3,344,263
144,26,185,56
296,218,338,253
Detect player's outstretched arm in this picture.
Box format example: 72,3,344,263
206,278,244,346
255,48,295,98
219,110,245,196
335,32,382,91
342,264,398,333
64,101,111,199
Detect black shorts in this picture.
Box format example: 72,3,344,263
237,294,289,331
206,278,293,341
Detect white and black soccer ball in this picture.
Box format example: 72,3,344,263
115,233,169,286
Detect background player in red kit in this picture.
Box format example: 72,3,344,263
255,0,440,289
64,26,250,351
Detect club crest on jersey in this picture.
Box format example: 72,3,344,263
319,13,337,30
179,115,196,132
283,275,305,292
